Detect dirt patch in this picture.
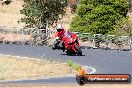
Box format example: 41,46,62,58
0,0,25,29
0,33,31,41
128,12,132,21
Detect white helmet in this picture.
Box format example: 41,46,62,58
56,24,63,32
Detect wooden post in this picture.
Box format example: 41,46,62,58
93,34,96,48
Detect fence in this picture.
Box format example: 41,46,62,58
0,28,32,44
0,27,132,51
73,32,132,51
0,27,54,45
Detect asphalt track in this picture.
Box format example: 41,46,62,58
0,44,132,84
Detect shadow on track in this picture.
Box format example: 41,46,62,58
60,53,85,56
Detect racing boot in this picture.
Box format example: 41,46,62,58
52,45,56,50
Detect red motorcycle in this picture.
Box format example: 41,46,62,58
62,33,82,56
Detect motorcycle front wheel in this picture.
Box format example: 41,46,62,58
75,45,82,56
66,50,72,56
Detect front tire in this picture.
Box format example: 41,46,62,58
75,45,82,56
66,50,72,56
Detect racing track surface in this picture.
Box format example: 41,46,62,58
0,44,132,84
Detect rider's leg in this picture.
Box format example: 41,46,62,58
52,40,60,50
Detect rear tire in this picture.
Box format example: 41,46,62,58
75,45,82,56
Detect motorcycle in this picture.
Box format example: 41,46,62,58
61,33,82,56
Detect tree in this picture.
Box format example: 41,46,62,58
20,0,68,28
111,17,132,36
70,0,129,34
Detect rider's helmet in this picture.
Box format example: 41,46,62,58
56,24,63,32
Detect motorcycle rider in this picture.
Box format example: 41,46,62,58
52,24,67,50
52,24,79,50
55,24,66,39
52,24,81,55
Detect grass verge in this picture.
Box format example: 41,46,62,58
0,55,75,80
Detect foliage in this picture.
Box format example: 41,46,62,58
110,17,132,36
69,0,79,13
1,0,11,5
20,0,68,28
70,0,129,34
67,59,81,71
78,33,93,42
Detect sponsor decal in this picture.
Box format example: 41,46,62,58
76,74,131,85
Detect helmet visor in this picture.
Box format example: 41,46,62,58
57,29,62,32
